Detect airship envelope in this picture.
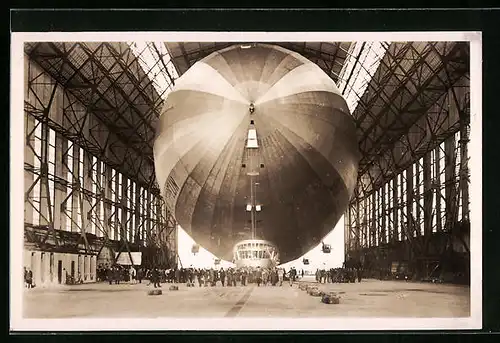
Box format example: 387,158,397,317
154,43,359,263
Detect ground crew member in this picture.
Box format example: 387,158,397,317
219,268,226,287
256,268,262,287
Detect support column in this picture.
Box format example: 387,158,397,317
445,137,457,229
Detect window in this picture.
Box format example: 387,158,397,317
117,207,122,240
412,164,417,237
455,131,461,178
367,196,372,247
118,173,123,199
110,169,117,239
48,129,56,220
65,143,74,231
246,129,259,148
455,131,463,221
138,187,144,241
402,170,409,240
337,42,390,113
375,190,380,246
363,198,368,247
128,42,178,100
31,120,42,225
90,155,98,235
431,149,436,180
97,161,105,237
371,193,376,246
79,147,84,189
74,147,84,231
98,199,104,238
131,182,136,241
394,175,400,241
385,182,389,243
419,157,424,236
439,142,446,230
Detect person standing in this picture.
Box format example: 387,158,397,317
195,269,202,287
256,267,262,287
262,268,269,286
174,268,180,284
152,267,161,288
114,267,120,285
219,268,226,287
26,268,33,288
188,268,194,285
138,268,144,284
277,268,283,286
241,270,247,286
129,266,136,284
227,269,233,287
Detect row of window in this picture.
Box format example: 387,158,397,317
350,130,468,248
27,119,166,244
235,250,272,260
236,242,274,250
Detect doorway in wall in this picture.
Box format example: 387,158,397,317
78,255,82,280
57,260,62,284
30,252,36,281
40,253,45,283
50,253,54,283
71,260,75,279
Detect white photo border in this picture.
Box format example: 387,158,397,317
10,31,482,331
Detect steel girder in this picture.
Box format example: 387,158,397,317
23,44,177,264
25,42,162,194
164,42,350,84
351,42,469,204
345,42,470,272
353,42,469,191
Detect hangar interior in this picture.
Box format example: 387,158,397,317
22,41,470,286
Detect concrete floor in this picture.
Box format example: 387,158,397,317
23,278,470,318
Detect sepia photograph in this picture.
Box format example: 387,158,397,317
10,31,482,331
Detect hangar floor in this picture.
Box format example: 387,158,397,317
23,278,470,318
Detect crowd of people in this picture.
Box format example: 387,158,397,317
314,267,362,283
24,267,34,288
96,264,305,288
24,263,366,289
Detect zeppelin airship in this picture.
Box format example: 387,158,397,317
153,43,359,263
